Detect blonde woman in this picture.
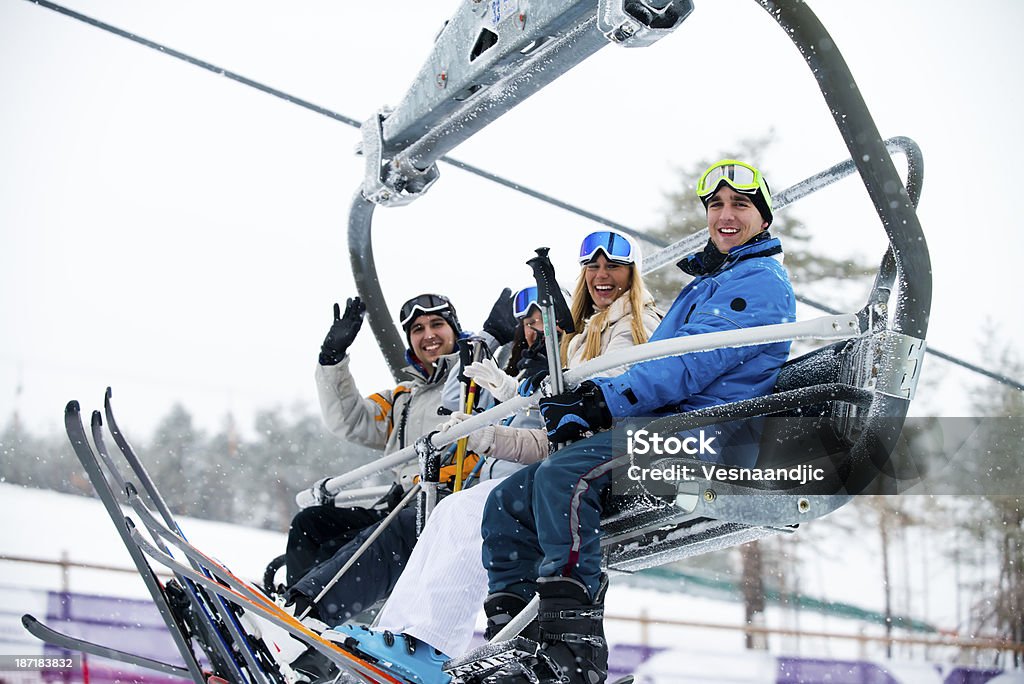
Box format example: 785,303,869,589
562,229,663,368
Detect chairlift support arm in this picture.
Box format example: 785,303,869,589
351,0,695,377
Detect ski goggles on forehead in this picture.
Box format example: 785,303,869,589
578,230,636,265
512,286,540,319
696,160,771,203
399,294,454,328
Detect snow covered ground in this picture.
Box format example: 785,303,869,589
0,482,1010,681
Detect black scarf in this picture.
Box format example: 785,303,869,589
677,230,774,277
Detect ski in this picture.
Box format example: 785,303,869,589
100,389,279,684
60,400,209,683
21,614,191,678
58,396,403,683
105,390,404,683
122,495,393,680
125,518,403,684
85,406,260,684
87,410,255,683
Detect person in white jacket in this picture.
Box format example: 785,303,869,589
283,291,519,591
325,231,662,679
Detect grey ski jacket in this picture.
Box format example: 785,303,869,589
315,354,456,457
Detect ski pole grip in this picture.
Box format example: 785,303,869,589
526,248,575,334
456,337,474,384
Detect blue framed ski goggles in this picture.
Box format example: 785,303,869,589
696,159,772,209
578,230,636,266
399,293,455,328
512,286,540,319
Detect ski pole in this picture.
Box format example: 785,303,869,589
527,247,574,447
527,248,570,397
453,338,485,491
304,482,421,618
452,382,475,491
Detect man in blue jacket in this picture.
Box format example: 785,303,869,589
478,160,796,684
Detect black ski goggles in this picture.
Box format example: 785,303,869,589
399,294,455,328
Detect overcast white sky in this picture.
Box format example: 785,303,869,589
2,0,1022,440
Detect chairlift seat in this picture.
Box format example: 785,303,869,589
600,334,874,573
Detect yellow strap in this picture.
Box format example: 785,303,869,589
453,381,478,492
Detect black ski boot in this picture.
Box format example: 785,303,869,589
531,575,608,684
447,577,608,684
483,592,539,641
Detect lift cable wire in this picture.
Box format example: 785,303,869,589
27,0,1024,394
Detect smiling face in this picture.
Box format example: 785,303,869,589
706,186,769,254
708,184,770,253
408,313,456,372
584,253,632,311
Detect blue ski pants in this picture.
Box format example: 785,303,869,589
482,430,619,600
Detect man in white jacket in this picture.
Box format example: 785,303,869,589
283,291,518,624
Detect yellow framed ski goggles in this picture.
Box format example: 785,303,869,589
696,159,772,209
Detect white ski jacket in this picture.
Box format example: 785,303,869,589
564,289,662,369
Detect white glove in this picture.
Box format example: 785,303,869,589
440,411,496,455
441,411,471,432
464,357,517,402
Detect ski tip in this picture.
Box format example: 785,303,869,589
21,614,38,628
66,400,80,413
105,386,113,400
91,410,103,427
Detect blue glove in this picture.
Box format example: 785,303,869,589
538,381,613,443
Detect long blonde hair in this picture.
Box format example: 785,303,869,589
559,263,653,364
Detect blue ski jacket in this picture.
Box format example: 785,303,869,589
591,236,795,464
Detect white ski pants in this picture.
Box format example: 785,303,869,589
373,477,504,657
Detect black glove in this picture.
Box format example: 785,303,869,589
538,381,613,443
516,334,550,396
318,297,366,365
373,482,406,512
482,287,517,346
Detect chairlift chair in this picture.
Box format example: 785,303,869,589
338,0,931,576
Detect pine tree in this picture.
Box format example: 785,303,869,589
956,340,1024,664
144,403,206,516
